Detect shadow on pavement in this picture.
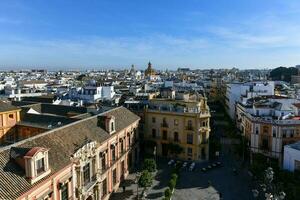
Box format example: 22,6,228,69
110,190,134,199
146,191,164,199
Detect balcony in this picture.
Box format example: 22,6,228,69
83,174,98,192
199,127,210,132
149,135,181,143
161,123,169,128
101,164,109,174
174,139,180,143
186,126,194,131
148,105,209,115
200,139,208,145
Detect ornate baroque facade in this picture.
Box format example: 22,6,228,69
0,107,140,200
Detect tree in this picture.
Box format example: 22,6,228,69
269,67,298,82
253,167,286,200
168,179,176,191
76,74,87,81
142,158,157,172
168,143,184,158
164,188,171,198
138,170,153,188
171,173,178,181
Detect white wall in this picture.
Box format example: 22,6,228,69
283,144,300,172
164,81,173,88
226,83,242,119
102,86,115,100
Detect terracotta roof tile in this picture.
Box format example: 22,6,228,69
0,101,20,113
0,106,140,199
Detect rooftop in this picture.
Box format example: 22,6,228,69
0,106,139,199
0,100,20,113
287,141,300,151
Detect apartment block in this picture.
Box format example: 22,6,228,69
144,95,211,161
226,81,274,119
236,97,300,162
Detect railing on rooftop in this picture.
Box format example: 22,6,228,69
244,112,300,125
148,106,210,115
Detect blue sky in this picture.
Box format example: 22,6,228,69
1,0,300,70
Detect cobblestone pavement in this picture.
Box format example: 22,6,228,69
173,151,254,200
110,152,254,200
109,173,138,200
172,105,254,200
110,160,170,200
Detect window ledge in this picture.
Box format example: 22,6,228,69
29,169,51,184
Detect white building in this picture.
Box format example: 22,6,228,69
102,85,115,99
283,142,300,172
19,80,48,90
129,85,142,95
226,81,275,119
71,85,115,103
164,80,174,88
3,86,46,100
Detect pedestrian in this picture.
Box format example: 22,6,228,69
123,185,126,193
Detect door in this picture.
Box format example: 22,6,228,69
162,143,168,157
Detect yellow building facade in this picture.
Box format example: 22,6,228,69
0,102,21,143
144,98,211,161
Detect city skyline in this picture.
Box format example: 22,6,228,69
1,0,300,69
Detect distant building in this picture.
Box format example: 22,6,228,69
71,85,116,103
4,86,47,101
18,80,48,90
129,64,136,76
177,68,190,73
226,81,275,119
144,61,156,77
144,61,159,81
164,80,174,88
291,75,300,84
31,69,47,73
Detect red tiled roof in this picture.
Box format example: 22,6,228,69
25,147,47,157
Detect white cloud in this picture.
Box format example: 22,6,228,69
0,34,211,68
208,27,287,48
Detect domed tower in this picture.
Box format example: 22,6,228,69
145,61,156,77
